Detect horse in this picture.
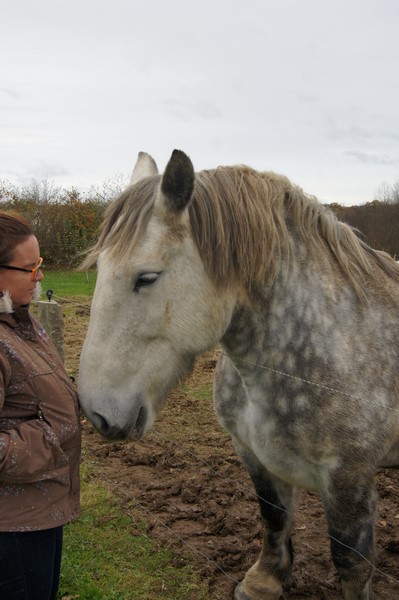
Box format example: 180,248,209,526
78,149,399,600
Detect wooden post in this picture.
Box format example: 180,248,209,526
38,300,64,362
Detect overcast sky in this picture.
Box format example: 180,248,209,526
1,0,398,205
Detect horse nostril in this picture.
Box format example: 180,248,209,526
91,412,129,440
92,412,111,436
89,405,148,440
136,406,147,432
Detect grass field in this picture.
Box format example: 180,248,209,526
42,269,97,298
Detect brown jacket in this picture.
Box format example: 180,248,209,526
0,291,80,531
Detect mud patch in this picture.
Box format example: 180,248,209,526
82,353,399,600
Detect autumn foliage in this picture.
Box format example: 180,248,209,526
0,180,114,267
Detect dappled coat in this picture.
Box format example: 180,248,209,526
0,291,80,531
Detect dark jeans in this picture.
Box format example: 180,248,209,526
0,526,63,600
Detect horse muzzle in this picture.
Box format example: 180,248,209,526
86,402,149,441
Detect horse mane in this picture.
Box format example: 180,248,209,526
81,176,159,269
82,166,399,300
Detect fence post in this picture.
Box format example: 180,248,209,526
38,300,64,362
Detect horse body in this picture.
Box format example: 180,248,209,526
220,257,399,460
78,149,399,599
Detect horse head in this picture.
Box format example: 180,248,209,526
78,150,236,440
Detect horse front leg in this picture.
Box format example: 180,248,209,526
233,446,294,600
322,470,377,600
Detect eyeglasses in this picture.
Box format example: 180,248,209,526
0,257,43,281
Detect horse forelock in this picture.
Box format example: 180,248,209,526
82,165,399,299
81,176,160,269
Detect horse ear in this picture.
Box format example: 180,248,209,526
130,152,159,185
160,149,194,213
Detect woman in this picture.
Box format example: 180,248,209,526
0,211,81,600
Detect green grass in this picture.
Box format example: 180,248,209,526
182,382,213,401
59,464,210,600
42,269,97,298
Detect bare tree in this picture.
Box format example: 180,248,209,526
374,179,399,204
88,172,129,203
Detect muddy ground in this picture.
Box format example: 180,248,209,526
79,352,399,600
62,303,399,599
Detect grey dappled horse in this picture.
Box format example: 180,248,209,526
78,149,399,600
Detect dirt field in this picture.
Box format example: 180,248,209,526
64,303,399,599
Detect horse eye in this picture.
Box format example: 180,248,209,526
133,272,159,293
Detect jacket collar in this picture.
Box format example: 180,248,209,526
0,291,35,331
0,291,13,314
0,283,42,316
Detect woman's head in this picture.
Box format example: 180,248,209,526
0,211,44,307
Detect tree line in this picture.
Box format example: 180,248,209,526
0,177,127,267
0,177,398,267
329,179,399,259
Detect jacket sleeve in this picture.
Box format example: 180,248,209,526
0,419,68,484
0,354,67,484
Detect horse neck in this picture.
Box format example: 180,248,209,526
220,243,346,368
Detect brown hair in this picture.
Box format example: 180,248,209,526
0,211,33,265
